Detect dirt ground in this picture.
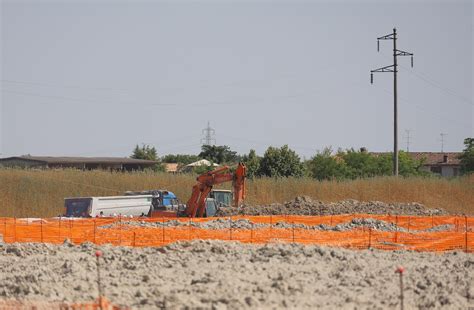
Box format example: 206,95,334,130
216,196,449,217
0,240,472,309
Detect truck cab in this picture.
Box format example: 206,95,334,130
124,190,181,215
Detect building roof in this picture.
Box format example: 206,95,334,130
0,156,158,165
185,159,219,167
370,152,461,166
408,152,461,165
164,163,179,172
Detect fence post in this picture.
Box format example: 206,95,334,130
407,217,410,232
465,215,468,253
292,222,295,243
13,217,16,243
69,219,72,242
119,219,122,245
4,218,6,242
250,223,254,242
368,228,372,249
133,232,136,247
431,215,434,228
229,216,232,241
40,219,43,243
395,216,398,243
58,217,61,242
188,218,191,240
162,217,165,243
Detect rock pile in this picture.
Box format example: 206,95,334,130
100,217,455,232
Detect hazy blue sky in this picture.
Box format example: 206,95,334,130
1,0,472,159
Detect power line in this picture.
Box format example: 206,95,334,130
397,65,473,107
371,28,414,176
1,79,127,92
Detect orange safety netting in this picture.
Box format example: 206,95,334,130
0,297,127,310
0,215,472,252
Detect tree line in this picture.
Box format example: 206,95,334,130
131,137,474,179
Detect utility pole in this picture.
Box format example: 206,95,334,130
404,129,411,152
201,121,216,146
439,133,447,153
371,28,414,176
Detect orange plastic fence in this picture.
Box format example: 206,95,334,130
0,297,126,309
0,215,472,252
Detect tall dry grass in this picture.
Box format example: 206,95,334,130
0,168,473,217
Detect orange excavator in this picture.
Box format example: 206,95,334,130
151,162,246,218
183,162,246,217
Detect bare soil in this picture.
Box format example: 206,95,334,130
0,240,472,309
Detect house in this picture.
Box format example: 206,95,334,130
370,152,462,177
409,152,461,177
180,159,219,173
163,163,179,173
0,156,158,171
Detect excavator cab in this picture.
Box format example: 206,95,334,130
209,189,232,207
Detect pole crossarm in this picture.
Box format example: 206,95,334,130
377,33,395,40
395,49,413,57
371,65,395,73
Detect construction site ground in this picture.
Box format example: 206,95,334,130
0,197,472,309
0,241,472,309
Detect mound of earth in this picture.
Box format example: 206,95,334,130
0,240,471,309
216,196,448,217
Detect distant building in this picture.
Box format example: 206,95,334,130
180,159,219,173
163,163,179,173
0,156,158,171
371,152,462,177
409,152,461,177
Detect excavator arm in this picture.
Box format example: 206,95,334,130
183,163,246,217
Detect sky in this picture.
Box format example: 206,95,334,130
1,0,473,159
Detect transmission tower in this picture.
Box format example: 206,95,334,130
371,28,414,176
201,121,216,146
439,133,447,153
403,129,411,152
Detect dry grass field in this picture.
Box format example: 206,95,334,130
0,168,473,217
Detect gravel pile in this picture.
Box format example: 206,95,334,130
0,241,471,309
217,196,448,217
101,218,455,232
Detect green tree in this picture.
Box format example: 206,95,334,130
307,147,349,180
131,144,165,171
242,149,261,179
259,145,304,177
398,151,426,176
341,148,381,178
460,137,474,174
199,145,238,164
131,144,158,161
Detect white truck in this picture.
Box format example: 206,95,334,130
64,195,153,218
